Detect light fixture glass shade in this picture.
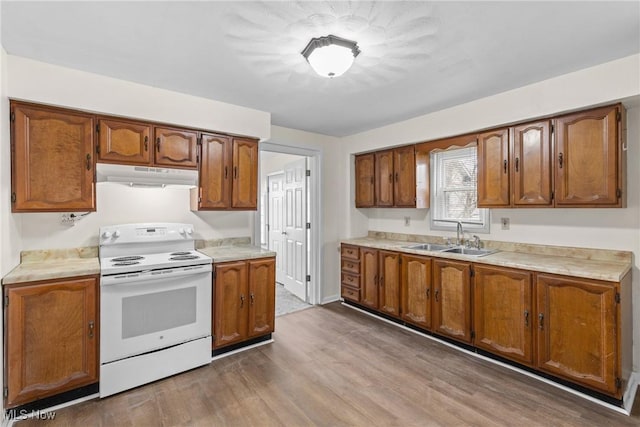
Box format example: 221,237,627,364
301,35,360,78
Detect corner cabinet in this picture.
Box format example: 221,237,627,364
213,257,275,349
4,276,99,408
192,135,258,211
10,102,96,212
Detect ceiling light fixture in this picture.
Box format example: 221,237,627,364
301,35,361,78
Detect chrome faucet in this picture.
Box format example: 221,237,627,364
456,221,463,246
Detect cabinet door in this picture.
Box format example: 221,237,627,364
231,138,258,209
393,146,416,207
355,153,375,208
401,254,432,330
477,128,510,207
97,118,151,165
473,265,533,365
213,261,248,348
375,150,394,207
5,277,98,408
536,274,618,396
11,103,95,212
378,251,400,317
555,106,620,206
199,133,232,209
360,248,379,309
512,121,552,206
248,258,276,338
433,260,472,343
153,127,198,169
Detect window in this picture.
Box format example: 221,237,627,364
430,146,489,233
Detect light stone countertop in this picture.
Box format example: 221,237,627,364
342,236,632,283
2,247,100,285
197,245,276,263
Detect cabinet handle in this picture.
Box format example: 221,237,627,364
374,274,378,285
88,321,95,339
86,154,92,170
435,289,439,302
224,166,228,179
515,157,519,172
395,172,398,182
144,136,148,151
426,288,430,299
538,313,544,330
558,153,563,169
503,160,507,174
234,166,238,179
388,173,393,183
370,177,374,184
156,137,161,152
240,294,245,308
379,276,384,286
250,293,255,306
524,310,529,327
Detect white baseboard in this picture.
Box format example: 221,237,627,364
622,371,640,413
321,294,340,305
342,302,636,416
211,339,274,361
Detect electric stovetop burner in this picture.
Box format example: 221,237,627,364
170,255,199,261
113,261,141,266
170,251,192,256
111,256,145,262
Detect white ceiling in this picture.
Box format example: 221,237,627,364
1,1,639,137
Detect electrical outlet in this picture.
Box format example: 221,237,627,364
61,213,75,227
501,217,510,230
404,216,410,226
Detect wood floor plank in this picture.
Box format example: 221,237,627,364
15,303,640,426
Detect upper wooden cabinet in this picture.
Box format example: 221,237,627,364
154,126,198,169
10,102,96,212
511,121,553,207
97,118,151,165
4,276,98,408
192,135,258,211
354,153,375,208
477,128,510,207
554,105,625,207
355,145,420,208
473,265,533,365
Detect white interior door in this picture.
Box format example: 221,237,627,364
267,173,286,285
282,158,308,301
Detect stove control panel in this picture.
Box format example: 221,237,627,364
99,223,196,248
136,227,167,237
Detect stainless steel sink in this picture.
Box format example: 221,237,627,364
403,243,452,252
441,247,498,257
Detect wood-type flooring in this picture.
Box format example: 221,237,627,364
15,302,640,426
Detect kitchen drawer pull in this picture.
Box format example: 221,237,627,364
86,154,92,170
144,136,149,151
538,313,544,330
240,294,245,308
503,160,507,174
524,310,529,327
88,320,95,339
558,153,563,169
435,289,439,302
515,157,519,172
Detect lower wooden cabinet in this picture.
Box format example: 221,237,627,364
4,276,99,408
213,257,275,349
432,259,472,344
360,248,400,317
473,265,533,365
400,254,432,330
536,273,623,396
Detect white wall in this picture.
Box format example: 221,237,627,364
267,126,341,303
341,54,640,371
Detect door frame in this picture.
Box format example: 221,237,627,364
255,142,322,306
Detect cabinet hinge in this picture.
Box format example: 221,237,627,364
305,170,311,177
96,144,100,155
616,188,622,199
617,111,622,122
550,123,554,134
266,224,270,232
95,124,100,133
10,192,16,204
615,377,622,389
4,295,8,307
470,267,474,278
10,112,15,122
212,335,216,341
3,387,7,398
615,293,620,304
471,331,475,340
550,191,554,201
306,275,311,282
213,269,216,279
306,223,311,229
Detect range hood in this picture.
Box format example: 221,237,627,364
96,163,198,188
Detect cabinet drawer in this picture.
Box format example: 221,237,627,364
341,272,360,288
341,259,360,274
341,285,360,302
341,245,360,260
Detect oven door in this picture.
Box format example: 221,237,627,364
100,265,212,364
